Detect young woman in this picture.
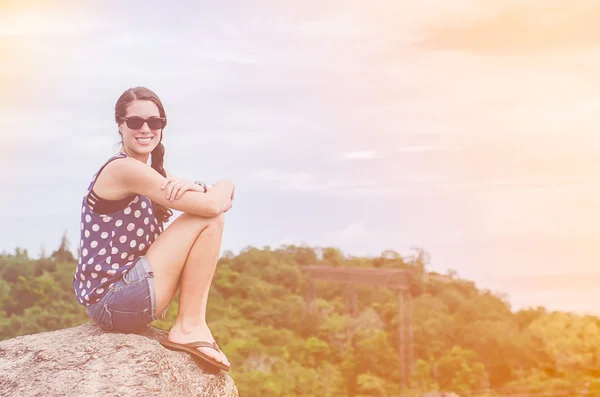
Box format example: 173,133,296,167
74,86,234,371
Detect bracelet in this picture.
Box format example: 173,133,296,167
194,181,208,193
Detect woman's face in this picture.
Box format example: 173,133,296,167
118,100,163,161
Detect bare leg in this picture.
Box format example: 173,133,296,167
167,218,230,367
145,213,229,367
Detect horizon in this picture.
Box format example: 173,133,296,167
3,237,599,317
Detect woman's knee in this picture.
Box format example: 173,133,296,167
211,213,225,229
178,211,224,232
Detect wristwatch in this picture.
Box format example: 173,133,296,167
194,181,208,193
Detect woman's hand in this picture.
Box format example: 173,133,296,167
161,177,204,201
209,179,235,213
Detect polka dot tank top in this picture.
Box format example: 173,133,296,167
73,152,164,307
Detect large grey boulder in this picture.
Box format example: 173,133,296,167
0,322,238,397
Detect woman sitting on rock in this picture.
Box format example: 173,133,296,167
73,86,234,371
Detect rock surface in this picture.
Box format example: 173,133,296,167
0,322,238,397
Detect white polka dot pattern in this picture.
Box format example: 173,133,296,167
73,152,163,307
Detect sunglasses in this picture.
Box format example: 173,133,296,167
121,116,166,130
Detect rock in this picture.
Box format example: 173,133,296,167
0,322,238,397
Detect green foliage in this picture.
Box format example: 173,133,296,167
356,373,388,396
436,345,489,393
1,242,598,396
411,359,437,393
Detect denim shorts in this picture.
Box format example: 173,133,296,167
87,256,169,333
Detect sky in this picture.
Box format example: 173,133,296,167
2,0,600,314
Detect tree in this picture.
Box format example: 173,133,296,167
51,230,75,263
14,247,29,260
39,245,47,259
528,312,600,373
435,345,489,394
411,359,438,393
356,373,388,396
322,247,344,267
407,246,430,277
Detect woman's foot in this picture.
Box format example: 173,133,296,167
168,322,231,369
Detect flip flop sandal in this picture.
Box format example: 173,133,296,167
160,340,231,371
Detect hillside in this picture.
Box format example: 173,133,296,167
1,241,600,397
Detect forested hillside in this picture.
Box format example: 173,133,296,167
1,236,599,397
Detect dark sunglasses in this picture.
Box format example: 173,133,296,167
121,116,166,130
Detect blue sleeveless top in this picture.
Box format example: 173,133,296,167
73,152,164,306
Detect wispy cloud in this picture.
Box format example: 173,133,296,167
419,0,600,54
247,169,390,194
338,150,385,160
291,6,367,39
396,146,439,153
248,169,315,188
537,98,600,133
0,9,105,36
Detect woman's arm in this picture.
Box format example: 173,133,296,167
105,158,228,217
165,170,212,189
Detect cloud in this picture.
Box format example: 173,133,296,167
419,1,600,54
338,151,385,160
396,146,442,153
291,6,367,39
0,9,105,37
248,169,315,188
246,169,386,194
536,98,600,134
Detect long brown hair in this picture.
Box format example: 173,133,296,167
114,86,173,224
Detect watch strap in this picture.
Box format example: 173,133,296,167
194,181,208,193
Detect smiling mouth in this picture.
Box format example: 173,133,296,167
135,137,154,144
